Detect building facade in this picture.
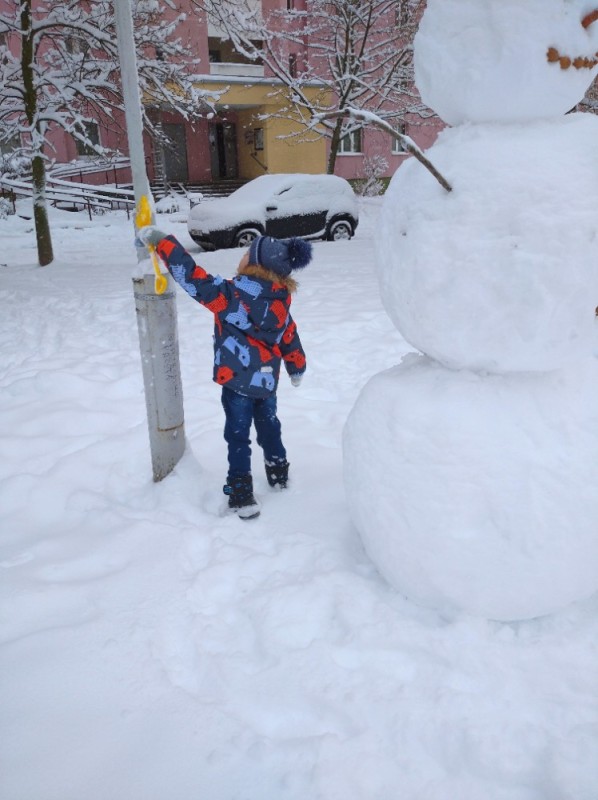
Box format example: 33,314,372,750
1,0,442,188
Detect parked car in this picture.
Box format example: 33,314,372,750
187,173,359,250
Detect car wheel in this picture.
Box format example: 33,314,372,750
234,227,261,248
327,219,353,241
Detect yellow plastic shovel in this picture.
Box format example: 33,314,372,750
135,194,168,295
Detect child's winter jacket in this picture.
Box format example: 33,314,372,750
156,236,306,399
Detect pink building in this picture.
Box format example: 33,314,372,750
1,0,443,189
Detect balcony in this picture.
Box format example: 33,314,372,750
209,62,265,79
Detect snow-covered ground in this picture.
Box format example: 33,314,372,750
1,198,597,799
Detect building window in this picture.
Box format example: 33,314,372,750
338,128,362,154
208,49,221,62
392,122,407,153
287,0,295,9
254,128,264,151
395,0,410,26
75,122,100,157
289,53,297,77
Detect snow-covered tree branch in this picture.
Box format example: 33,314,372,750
314,107,452,192
195,0,433,174
0,0,219,265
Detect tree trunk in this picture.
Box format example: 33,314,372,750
31,154,53,266
327,117,344,174
20,0,54,265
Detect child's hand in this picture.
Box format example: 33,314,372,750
137,225,168,247
290,373,303,387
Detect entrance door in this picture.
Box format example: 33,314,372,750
209,122,238,180
163,123,189,183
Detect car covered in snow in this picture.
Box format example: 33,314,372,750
187,173,359,250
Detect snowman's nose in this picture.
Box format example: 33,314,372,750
582,9,598,29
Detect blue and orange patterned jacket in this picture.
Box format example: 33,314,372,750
156,236,306,399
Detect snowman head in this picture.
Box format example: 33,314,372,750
414,0,598,126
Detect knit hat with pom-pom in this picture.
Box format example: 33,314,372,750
248,236,312,277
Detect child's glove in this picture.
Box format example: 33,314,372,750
290,373,303,387
136,225,168,247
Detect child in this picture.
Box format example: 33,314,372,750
136,226,312,520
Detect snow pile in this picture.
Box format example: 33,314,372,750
155,192,187,214
415,0,598,125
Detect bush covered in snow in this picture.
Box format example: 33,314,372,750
155,193,186,214
351,155,389,197
0,152,30,178
0,196,14,219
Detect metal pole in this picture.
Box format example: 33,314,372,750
114,0,185,481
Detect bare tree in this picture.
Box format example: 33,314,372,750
0,0,217,266
197,0,431,174
316,106,452,192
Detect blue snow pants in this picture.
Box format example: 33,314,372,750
221,387,287,478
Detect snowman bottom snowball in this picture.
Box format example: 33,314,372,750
343,355,598,621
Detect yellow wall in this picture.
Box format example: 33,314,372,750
199,80,328,179
236,109,266,180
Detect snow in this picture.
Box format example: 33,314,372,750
415,0,598,125
1,197,598,798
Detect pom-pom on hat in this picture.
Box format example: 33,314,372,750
248,236,312,277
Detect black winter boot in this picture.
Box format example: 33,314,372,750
223,473,261,520
265,460,289,489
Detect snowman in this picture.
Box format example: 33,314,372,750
343,0,598,620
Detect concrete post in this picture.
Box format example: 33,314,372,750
133,276,185,481
114,0,185,481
